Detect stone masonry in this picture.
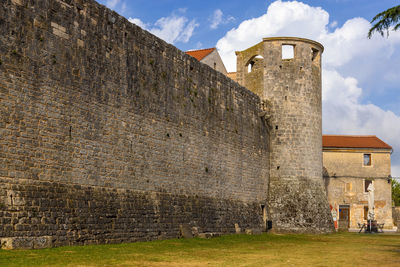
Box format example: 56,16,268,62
0,1,335,249
0,0,270,248
236,38,334,233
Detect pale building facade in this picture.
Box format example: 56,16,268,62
323,135,394,230
185,48,227,75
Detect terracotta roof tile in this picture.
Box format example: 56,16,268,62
185,48,215,61
322,135,392,149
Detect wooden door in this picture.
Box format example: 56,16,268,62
338,205,350,230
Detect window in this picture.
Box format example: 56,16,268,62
247,61,254,73
345,182,352,192
246,55,264,73
213,62,216,70
364,179,372,193
363,153,371,166
364,206,369,220
282,45,294,59
311,48,319,61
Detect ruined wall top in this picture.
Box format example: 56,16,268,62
262,37,324,52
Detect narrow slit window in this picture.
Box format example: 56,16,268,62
345,182,352,192
312,48,319,61
282,45,294,59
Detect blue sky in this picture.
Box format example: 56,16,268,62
98,0,400,177
99,1,399,50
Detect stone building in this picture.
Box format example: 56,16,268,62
323,135,394,231
185,48,227,75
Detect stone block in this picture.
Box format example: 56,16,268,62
198,233,212,239
11,0,23,6
1,237,33,249
234,223,241,233
245,228,262,235
179,224,193,239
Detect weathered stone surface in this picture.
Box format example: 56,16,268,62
0,0,269,248
234,223,241,233
245,228,262,235
0,178,265,248
0,236,52,250
179,224,193,239
198,232,220,239
236,37,334,233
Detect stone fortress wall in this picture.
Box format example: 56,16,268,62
0,0,332,249
0,0,270,249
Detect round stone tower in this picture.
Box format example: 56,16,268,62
236,37,333,233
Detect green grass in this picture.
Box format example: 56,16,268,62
0,232,399,266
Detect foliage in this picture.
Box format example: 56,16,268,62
392,178,400,206
368,5,400,38
0,233,399,266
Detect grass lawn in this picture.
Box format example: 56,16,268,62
0,232,399,266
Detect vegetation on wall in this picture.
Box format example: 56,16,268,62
392,178,400,206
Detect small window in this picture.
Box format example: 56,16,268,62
345,182,352,192
363,206,368,220
311,48,319,61
363,154,371,166
214,62,216,70
247,55,263,73
282,45,294,60
364,179,372,193
247,61,254,73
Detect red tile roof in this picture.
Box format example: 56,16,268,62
322,135,392,150
185,48,215,61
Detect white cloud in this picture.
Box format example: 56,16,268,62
106,0,120,9
128,13,198,44
128,18,149,29
216,0,400,177
209,9,235,30
392,166,400,178
195,42,203,49
210,9,223,29
330,21,338,28
121,2,127,14
150,15,198,44
105,0,127,14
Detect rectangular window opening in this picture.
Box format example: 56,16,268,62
282,45,294,60
363,153,371,166
364,179,372,193
345,182,352,192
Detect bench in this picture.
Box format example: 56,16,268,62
358,223,366,233
358,222,384,233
